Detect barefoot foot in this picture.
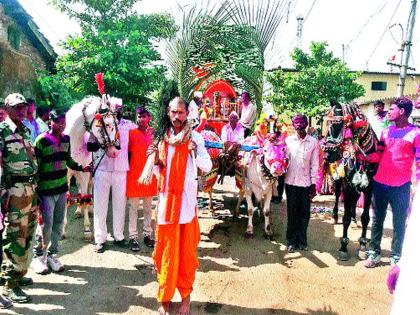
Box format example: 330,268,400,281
158,301,170,315
177,295,190,315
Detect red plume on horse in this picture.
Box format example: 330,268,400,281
95,73,105,95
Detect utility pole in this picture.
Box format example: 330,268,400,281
342,44,345,63
296,15,304,49
387,0,417,96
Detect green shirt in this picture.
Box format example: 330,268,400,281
0,117,38,187
34,132,82,196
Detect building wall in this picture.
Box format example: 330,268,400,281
0,4,48,101
353,72,419,127
355,72,419,104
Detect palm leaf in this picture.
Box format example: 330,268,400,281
221,0,287,113
163,2,229,99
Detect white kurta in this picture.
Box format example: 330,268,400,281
93,118,136,244
156,130,212,225
221,123,245,143
94,118,136,172
239,102,256,129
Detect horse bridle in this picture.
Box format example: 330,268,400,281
82,96,120,150
81,96,121,176
324,103,377,187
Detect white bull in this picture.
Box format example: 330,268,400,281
235,135,288,240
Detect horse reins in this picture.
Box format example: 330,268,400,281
81,98,120,177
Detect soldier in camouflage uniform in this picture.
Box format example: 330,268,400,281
0,93,38,304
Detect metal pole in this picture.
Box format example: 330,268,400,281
397,0,417,96
296,15,304,49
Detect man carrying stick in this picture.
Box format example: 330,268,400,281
143,97,211,315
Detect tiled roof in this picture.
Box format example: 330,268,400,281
1,0,56,69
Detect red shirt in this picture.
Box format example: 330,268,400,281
126,128,157,197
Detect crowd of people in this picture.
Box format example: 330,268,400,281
0,90,418,314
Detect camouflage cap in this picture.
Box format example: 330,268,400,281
4,93,28,107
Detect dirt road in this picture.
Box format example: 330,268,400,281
3,181,393,315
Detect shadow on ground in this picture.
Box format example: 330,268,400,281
199,188,392,270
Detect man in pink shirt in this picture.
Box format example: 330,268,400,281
221,111,244,143
285,114,319,252
365,97,420,268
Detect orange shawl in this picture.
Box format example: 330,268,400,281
157,126,192,223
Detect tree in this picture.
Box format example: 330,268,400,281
266,42,365,121
164,0,287,115
43,0,176,111
37,71,81,109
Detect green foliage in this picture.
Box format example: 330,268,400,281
49,0,139,29
146,79,179,141
48,1,176,113
37,71,81,110
266,42,365,120
166,0,286,116
188,24,263,94
163,3,228,99
222,0,285,114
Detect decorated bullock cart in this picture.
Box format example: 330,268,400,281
195,79,290,239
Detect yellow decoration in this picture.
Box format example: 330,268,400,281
337,164,345,178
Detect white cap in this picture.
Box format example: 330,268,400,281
4,93,27,107
193,91,203,98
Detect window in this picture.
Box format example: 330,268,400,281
7,26,20,51
371,81,387,91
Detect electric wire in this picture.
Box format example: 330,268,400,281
365,0,403,69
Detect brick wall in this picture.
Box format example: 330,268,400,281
0,3,48,100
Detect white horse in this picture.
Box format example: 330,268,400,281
64,95,121,241
65,132,92,239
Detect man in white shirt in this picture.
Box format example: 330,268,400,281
221,111,244,143
285,113,319,253
149,97,211,315
239,91,256,137
188,91,203,128
88,101,136,253
368,100,390,138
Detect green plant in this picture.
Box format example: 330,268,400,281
266,42,365,121
37,71,81,109
50,0,176,109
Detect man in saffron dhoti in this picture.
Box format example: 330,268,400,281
148,97,211,315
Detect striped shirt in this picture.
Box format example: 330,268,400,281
35,133,82,196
